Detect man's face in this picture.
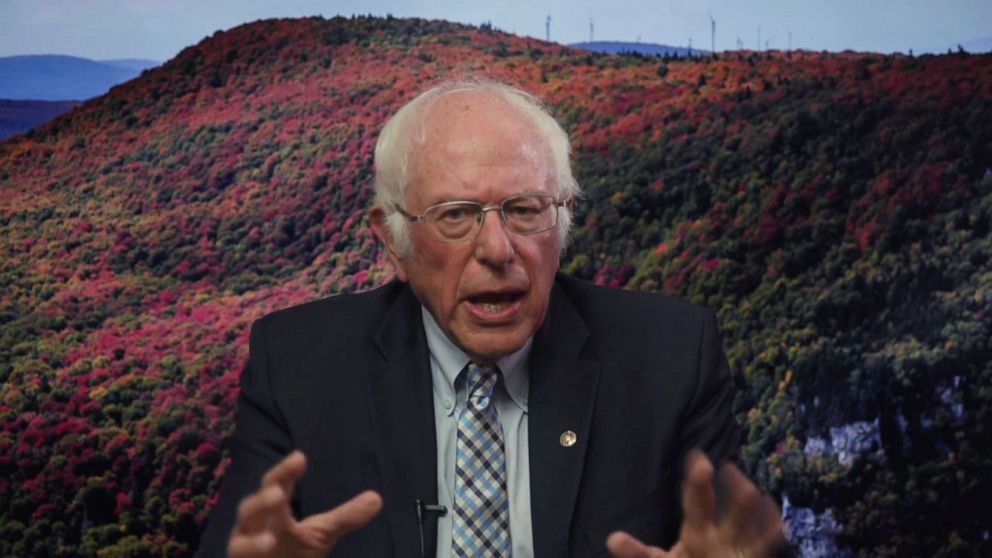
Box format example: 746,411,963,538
382,92,562,363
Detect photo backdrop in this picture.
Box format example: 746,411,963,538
1,16,990,557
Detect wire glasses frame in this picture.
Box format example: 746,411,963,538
394,194,568,243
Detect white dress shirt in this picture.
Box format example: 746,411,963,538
422,307,534,558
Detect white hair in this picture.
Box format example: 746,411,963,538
372,78,580,256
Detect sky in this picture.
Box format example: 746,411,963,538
1,0,990,62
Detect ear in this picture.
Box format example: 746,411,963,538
369,207,409,282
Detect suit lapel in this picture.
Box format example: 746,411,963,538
529,280,602,557
367,286,439,557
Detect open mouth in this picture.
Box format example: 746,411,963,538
466,291,525,318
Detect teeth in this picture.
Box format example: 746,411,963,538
480,302,509,312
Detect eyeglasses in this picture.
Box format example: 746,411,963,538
394,194,567,243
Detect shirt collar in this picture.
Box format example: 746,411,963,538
421,306,530,414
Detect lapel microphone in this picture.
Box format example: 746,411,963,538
415,499,448,558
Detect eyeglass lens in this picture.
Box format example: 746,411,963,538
426,195,557,241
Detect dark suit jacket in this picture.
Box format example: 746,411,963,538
196,273,740,557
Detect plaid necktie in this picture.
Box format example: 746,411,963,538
452,363,511,557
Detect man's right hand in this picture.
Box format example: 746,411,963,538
227,451,382,558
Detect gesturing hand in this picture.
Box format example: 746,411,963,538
607,450,786,558
227,451,383,558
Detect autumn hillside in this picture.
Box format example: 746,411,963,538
1,16,991,557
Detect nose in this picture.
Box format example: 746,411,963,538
473,208,514,266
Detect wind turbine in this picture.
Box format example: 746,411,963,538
708,13,716,55
546,14,551,42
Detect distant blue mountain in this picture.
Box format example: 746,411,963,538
571,41,709,57
0,55,159,101
0,99,82,140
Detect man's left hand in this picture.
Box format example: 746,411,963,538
607,450,787,558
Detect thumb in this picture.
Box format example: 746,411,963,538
607,531,673,558
302,490,383,543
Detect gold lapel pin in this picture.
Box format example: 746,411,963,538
559,430,577,448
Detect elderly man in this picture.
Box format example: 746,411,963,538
196,80,785,557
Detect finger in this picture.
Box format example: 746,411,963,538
261,451,309,535
228,531,276,558
667,541,689,558
262,450,307,495
681,450,716,531
235,485,288,535
606,531,671,558
300,490,384,546
717,462,762,544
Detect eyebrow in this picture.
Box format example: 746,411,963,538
425,191,550,206
427,196,476,205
